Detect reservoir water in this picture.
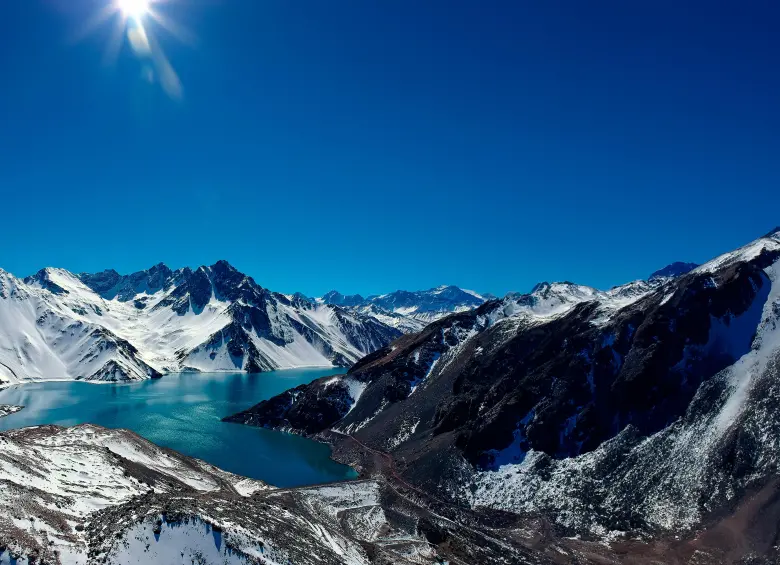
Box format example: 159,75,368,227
0,368,357,488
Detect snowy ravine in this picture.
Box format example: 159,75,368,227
0,261,402,384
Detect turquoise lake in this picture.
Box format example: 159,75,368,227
0,369,357,488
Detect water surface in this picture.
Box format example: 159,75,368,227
0,369,357,487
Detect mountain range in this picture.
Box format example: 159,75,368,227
0,256,703,387
225,228,780,563
0,261,402,384
0,261,514,385
7,230,780,563
318,285,487,330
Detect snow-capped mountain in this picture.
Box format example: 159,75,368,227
319,285,487,330
226,229,780,560
0,261,401,384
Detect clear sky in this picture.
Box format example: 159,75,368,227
1,0,778,297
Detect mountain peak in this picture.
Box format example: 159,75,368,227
649,261,698,280
763,226,780,239
24,268,70,295
530,281,551,293
211,259,238,272
321,290,366,307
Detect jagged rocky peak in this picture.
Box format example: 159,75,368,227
79,262,176,301
291,291,314,303
24,268,71,295
649,261,699,279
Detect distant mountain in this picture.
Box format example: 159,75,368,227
225,229,780,559
319,290,366,308
0,261,401,384
319,285,487,328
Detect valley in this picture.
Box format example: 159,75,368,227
3,229,780,564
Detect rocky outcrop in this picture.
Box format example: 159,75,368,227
0,405,22,419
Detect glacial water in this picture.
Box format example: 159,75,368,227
0,368,357,487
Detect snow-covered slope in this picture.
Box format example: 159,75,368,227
0,261,401,384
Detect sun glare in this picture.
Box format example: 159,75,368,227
118,0,151,19
73,0,192,98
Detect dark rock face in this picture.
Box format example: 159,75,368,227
458,262,769,464
76,268,121,295
649,261,699,279
79,263,175,301
224,375,353,434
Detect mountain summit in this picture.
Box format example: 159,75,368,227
649,261,699,279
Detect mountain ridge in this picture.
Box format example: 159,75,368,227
224,229,780,560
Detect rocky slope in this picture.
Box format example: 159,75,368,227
0,261,401,384
226,229,780,562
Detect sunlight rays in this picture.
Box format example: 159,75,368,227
76,0,193,99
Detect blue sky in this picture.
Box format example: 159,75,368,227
1,0,778,297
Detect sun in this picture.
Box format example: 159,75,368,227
118,0,151,19
74,0,193,97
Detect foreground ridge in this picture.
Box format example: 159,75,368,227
0,423,550,565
